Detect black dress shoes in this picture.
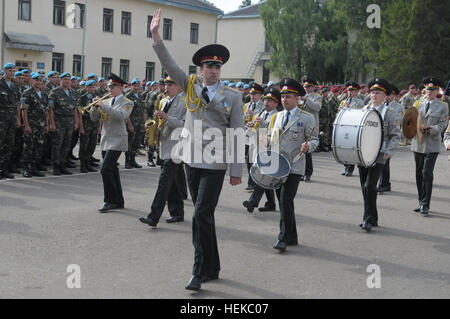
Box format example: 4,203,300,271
98,202,119,212
185,276,201,291
303,175,311,182
242,200,255,213
273,240,287,252
413,206,421,213
139,216,157,227
420,206,429,216
258,205,276,212
360,221,372,232
200,273,219,283
166,216,184,223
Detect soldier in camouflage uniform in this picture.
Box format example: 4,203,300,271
327,86,341,149
144,81,162,167
318,87,331,151
41,71,59,167
20,73,49,177
95,77,108,97
125,78,146,169
0,63,21,179
48,72,79,175
68,76,82,164
77,79,99,173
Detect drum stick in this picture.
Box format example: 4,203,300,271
293,129,315,163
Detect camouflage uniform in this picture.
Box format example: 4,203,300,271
327,95,340,141
10,82,28,172
124,90,146,168
41,84,58,165
0,77,20,178
20,87,48,171
319,96,330,150
69,88,82,161
48,87,77,170
78,91,99,163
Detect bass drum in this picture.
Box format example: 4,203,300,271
250,151,291,190
332,108,383,167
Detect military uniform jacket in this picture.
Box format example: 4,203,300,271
79,92,99,130
411,98,449,154
400,92,415,109
90,95,134,152
153,40,244,178
340,96,364,110
20,88,48,127
386,100,404,123
0,78,19,114
299,92,322,131
443,122,450,149
243,100,265,118
268,108,319,175
247,108,278,163
159,92,187,160
364,103,401,163
125,91,146,124
48,87,77,117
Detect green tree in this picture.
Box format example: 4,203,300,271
240,0,252,8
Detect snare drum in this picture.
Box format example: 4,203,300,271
332,108,383,167
250,151,291,190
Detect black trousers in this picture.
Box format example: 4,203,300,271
358,164,382,225
344,164,355,174
305,153,313,177
249,185,276,208
101,150,124,206
275,174,302,244
148,159,184,223
185,165,226,278
378,158,391,189
245,144,256,187
413,152,439,209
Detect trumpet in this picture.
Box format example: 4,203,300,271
78,93,112,115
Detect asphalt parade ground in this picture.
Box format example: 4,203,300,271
1,145,449,299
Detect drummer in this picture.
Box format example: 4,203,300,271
359,78,401,231
266,78,318,251
242,87,280,213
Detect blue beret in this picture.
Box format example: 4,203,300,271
60,72,71,79
87,73,97,79
267,81,275,86
243,84,250,90
85,80,96,87
131,78,140,85
223,80,230,85
31,72,42,80
98,77,104,82
47,71,58,77
228,83,235,87
0,70,4,76
14,71,23,77
3,63,16,70
236,82,244,88
70,76,77,80
77,77,81,81
79,81,86,86
146,81,152,87
22,69,31,74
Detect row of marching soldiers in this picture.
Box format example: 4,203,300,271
0,62,167,179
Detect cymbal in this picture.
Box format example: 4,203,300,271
402,107,418,139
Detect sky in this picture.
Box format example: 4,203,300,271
207,0,251,14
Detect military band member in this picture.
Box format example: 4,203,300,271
444,120,450,151
0,63,21,179
139,77,187,227
318,87,331,151
151,8,243,291
339,81,364,177
78,80,99,173
267,78,319,251
242,87,280,213
377,84,403,193
299,76,321,182
411,77,448,215
400,84,417,109
20,73,49,177
243,82,265,191
48,73,79,175
124,78,146,169
358,78,401,231
91,73,133,212
326,86,341,149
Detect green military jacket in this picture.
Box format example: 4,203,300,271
20,87,48,127
48,87,77,117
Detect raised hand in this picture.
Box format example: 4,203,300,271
150,9,162,43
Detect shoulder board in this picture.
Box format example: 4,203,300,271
224,86,240,93
123,97,133,103
414,100,419,109
299,109,311,116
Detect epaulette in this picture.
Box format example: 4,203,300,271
299,108,312,116
224,86,240,93
123,97,133,103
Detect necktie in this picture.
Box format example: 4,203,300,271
282,111,290,130
425,102,430,114
111,97,115,106
264,112,268,121
164,99,174,113
202,87,210,104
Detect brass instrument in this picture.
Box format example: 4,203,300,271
78,93,112,115
146,97,168,148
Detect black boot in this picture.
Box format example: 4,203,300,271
23,163,33,178
131,153,142,168
65,160,76,168
2,164,15,179
60,165,73,175
69,153,78,161
53,164,61,176
86,161,97,172
36,163,48,171
32,164,45,177
125,152,133,169
80,160,88,173
90,160,99,167
90,156,100,163
147,151,156,167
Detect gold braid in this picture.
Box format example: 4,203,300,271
185,74,205,112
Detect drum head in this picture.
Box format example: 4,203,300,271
256,151,291,177
360,110,383,166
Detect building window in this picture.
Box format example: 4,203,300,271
146,62,155,81
18,0,31,21
161,68,167,79
73,55,82,75
147,15,153,38
189,65,197,75
121,11,131,35
103,8,113,32
101,57,112,78
120,59,129,82
75,3,85,28
163,18,172,40
52,53,64,73
53,0,65,25
190,23,198,44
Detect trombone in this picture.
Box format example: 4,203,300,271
78,93,112,115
